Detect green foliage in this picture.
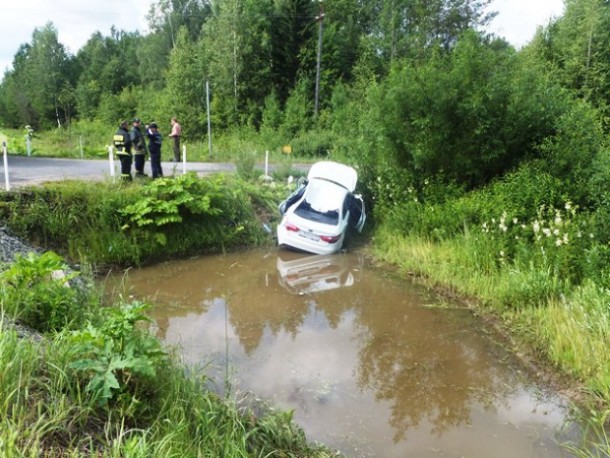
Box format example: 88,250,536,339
0,173,271,266
120,172,223,229
0,251,92,332
281,77,314,137
68,300,166,406
538,98,606,204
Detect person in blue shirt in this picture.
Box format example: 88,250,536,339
145,122,164,179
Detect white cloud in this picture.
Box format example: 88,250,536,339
486,0,565,48
1,0,150,74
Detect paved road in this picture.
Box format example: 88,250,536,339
0,155,250,188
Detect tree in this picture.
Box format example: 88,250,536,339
164,27,207,135
533,0,610,122
364,31,568,188
199,0,275,128
366,0,496,64
8,23,77,128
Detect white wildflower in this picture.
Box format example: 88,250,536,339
533,221,540,233
543,228,552,237
555,238,562,247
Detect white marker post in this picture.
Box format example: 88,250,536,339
265,150,269,177
182,144,187,175
2,141,9,191
108,146,115,180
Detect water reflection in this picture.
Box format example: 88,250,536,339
108,250,579,457
276,251,358,294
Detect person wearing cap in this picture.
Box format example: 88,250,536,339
113,120,133,181
146,122,164,179
130,118,148,177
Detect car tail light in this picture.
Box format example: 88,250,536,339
320,235,340,243
285,222,300,232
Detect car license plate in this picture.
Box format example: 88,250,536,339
299,230,319,241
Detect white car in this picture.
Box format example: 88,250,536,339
276,161,366,255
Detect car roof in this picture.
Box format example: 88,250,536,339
307,161,358,192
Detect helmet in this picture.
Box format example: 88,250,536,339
119,120,128,128
132,117,141,123
149,122,158,129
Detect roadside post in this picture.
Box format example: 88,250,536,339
2,141,10,191
182,144,187,175
25,125,34,157
107,146,115,180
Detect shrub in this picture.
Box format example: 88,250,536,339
0,251,93,332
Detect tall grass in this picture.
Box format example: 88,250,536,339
0,322,333,457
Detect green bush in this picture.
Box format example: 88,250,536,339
0,251,93,332
68,300,167,408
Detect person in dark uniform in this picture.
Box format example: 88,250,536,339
113,120,133,181
130,118,148,177
146,122,164,179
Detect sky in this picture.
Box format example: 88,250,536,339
0,0,565,76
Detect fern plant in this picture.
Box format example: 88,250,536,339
119,172,225,229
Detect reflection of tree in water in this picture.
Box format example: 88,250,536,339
226,288,310,355
118,252,520,443
316,277,517,443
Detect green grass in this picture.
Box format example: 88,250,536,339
371,221,610,408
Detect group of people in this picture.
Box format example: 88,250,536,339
112,117,182,181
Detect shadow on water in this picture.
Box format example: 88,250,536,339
106,249,584,457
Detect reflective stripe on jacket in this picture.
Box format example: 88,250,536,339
113,127,132,156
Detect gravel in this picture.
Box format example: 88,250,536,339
0,227,46,341
0,226,42,264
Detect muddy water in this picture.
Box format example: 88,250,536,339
108,249,581,457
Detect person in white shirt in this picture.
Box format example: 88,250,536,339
169,117,182,162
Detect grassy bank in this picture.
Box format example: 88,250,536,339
365,161,610,455
0,172,288,267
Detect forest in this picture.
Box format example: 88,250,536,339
2,0,610,437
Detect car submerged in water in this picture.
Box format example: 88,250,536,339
276,161,366,255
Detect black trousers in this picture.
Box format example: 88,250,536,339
150,152,163,179
117,153,132,180
134,151,146,175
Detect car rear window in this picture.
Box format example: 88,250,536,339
294,179,344,225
